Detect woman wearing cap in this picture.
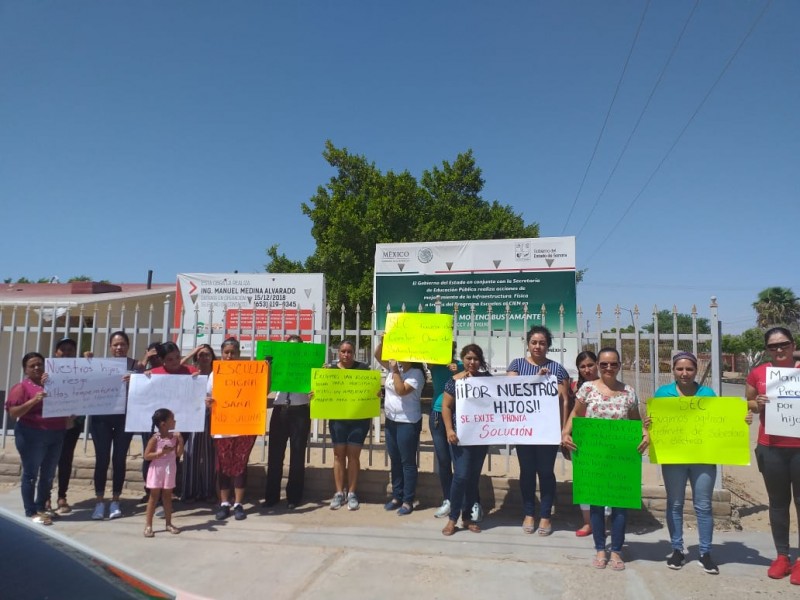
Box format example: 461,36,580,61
653,351,732,575
5,352,68,524
746,327,800,583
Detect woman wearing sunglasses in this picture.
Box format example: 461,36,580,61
562,347,648,571
746,327,800,583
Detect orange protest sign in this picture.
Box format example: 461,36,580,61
210,360,269,435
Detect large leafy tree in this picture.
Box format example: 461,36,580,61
642,309,710,334
722,327,765,370
267,141,539,314
752,287,800,329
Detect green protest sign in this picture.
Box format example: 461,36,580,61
255,341,326,393
310,368,381,419
572,417,642,509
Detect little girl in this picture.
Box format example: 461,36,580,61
144,408,184,538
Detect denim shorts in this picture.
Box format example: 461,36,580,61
329,418,371,446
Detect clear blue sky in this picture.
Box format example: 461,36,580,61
1,0,797,334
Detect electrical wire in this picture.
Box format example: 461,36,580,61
559,0,652,235
575,0,700,238
584,0,773,265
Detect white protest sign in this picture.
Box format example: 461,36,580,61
43,358,128,417
125,374,208,433
765,367,800,437
455,375,561,445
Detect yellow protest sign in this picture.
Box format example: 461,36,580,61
210,360,269,435
310,368,381,420
382,312,453,364
647,396,750,465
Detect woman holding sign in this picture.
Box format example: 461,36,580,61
5,352,68,525
180,344,217,503
375,340,426,516
440,344,491,535
90,331,143,521
507,326,570,536
208,338,258,522
562,347,648,571
654,351,721,574
326,340,372,511
746,327,800,583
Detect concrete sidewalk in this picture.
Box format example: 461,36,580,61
0,483,790,600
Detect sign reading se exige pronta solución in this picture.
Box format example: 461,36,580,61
454,375,561,445
647,396,749,465
210,360,269,435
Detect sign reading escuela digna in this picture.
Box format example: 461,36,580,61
373,238,577,371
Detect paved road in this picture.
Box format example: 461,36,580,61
0,484,794,600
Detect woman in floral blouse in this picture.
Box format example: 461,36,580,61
561,347,649,572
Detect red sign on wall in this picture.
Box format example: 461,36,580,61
225,309,313,341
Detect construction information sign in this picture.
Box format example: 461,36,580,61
373,238,577,371
175,273,325,352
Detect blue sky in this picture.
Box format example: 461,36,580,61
1,0,797,334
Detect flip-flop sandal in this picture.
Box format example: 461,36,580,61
143,526,154,538
166,525,181,534
592,556,608,569
609,558,625,571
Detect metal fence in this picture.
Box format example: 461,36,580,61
0,295,722,475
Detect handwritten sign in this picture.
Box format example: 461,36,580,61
382,312,453,364
572,417,642,509
455,375,561,445
43,358,128,417
765,367,800,437
126,374,208,433
210,360,269,435
255,340,326,393
310,368,381,419
647,396,749,465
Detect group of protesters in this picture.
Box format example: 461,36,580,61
5,325,800,583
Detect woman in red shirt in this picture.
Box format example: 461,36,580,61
746,326,800,583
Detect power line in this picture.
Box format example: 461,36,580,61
584,0,774,265
576,0,700,238
559,0,652,235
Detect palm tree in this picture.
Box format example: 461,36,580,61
752,287,800,329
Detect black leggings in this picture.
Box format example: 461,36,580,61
57,424,82,500
756,444,800,556
91,414,133,498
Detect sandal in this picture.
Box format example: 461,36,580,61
31,513,52,526
462,520,481,533
592,554,608,569
166,524,181,535
441,520,457,536
609,554,625,571
522,517,535,534
143,526,154,538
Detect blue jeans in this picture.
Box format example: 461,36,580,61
662,463,716,554
448,443,488,521
90,414,133,497
15,424,65,516
384,418,422,504
516,444,558,518
591,505,627,552
429,411,453,501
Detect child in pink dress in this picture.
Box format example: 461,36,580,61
144,408,184,537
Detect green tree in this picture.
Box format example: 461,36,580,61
36,277,51,283
642,309,710,334
67,275,93,282
752,286,800,329
266,141,540,315
16,277,31,283
722,327,765,370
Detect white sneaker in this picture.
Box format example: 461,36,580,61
109,501,122,519
346,492,360,511
471,502,483,523
330,492,345,510
91,502,106,520
434,500,451,518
